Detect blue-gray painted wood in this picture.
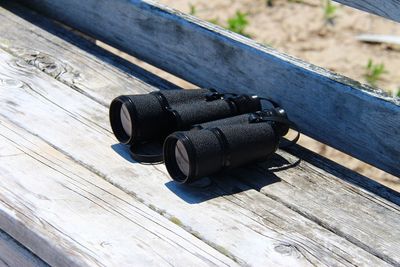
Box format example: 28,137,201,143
0,229,49,267
15,0,400,177
334,0,400,23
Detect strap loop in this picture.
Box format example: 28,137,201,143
255,97,280,108
248,111,301,149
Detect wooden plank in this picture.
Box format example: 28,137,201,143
0,124,237,267
0,105,236,266
0,229,48,267
0,45,393,267
0,6,399,265
0,2,179,109
0,9,235,263
334,0,400,23
13,0,400,177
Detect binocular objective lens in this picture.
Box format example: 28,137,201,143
120,103,132,137
175,140,190,176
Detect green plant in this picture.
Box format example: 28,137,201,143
364,59,388,86
226,11,251,37
323,0,337,24
397,88,400,97
189,4,196,15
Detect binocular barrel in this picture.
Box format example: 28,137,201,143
164,109,289,184
109,89,262,146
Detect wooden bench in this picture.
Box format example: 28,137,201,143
0,0,399,266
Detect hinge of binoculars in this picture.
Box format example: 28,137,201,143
205,92,225,101
248,111,276,123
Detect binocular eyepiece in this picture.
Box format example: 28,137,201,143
109,89,294,184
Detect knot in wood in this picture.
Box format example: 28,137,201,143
274,243,300,257
9,47,82,84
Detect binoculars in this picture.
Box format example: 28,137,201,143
109,89,292,184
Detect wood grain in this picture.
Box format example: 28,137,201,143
0,229,48,267
334,0,400,23
0,2,179,109
0,101,236,266
0,5,399,265
13,0,400,177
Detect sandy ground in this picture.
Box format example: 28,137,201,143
99,0,400,189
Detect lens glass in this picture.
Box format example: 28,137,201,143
175,140,190,176
120,103,132,137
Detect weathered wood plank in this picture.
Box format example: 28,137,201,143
13,0,400,177
0,113,236,266
0,7,237,261
0,229,48,267
0,2,179,109
0,44,397,266
0,6,399,265
334,0,400,23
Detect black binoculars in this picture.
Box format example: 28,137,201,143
109,89,293,183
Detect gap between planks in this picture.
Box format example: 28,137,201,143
0,229,49,267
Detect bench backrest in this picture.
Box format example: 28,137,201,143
18,0,400,177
